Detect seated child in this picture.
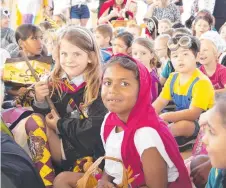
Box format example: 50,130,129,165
199,31,226,93
94,24,113,63
153,35,215,152
112,31,134,56
132,37,161,102
25,26,108,187
53,54,193,188
154,34,174,85
202,93,226,188
158,19,172,35
126,23,141,38
4,24,47,102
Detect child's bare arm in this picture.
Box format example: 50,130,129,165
160,76,167,86
160,106,203,123
141,147,167,188
152,97,169,114
215,87,226,94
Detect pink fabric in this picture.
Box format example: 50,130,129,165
200,63,226,90
103,54,192,188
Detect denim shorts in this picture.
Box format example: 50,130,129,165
70,5,90,19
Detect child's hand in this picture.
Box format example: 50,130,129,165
191,161,211,187
45,110,60,130
35,81,50,102
110,8,119,18
18,87,27,96
97,179,116,188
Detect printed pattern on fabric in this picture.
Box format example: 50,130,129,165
153,3,180,23
26,114,55,188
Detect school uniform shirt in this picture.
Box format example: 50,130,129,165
33,74,108,170
206,168,224,188
101,113,179,185
160,69,215,111
200,63,226,90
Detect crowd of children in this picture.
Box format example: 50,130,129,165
1,0,226,187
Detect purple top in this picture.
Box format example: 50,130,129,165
150,69,160,102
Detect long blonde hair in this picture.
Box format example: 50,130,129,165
50,26,102,109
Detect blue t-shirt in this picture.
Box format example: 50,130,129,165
206,168,224,188
161,60,174,79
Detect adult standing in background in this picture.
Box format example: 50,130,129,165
145,0,180,23
52,0,71,22
70,0,91,26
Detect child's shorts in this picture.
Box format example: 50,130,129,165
70,5,90,19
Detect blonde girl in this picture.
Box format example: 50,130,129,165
25,26,107,187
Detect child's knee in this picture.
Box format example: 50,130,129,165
53,172,67,188
53,172,83,188
190,155,209,171
25,113,46,134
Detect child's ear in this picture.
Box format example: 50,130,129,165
127,47,132,55
18,39,26,50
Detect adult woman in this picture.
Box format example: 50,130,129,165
145,0,180,23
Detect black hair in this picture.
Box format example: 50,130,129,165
173,28,192,37
104,56,139,81
167,34,200,57
15,24,42,43
172,22,185,29
115,31,134,48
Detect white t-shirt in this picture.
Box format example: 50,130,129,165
53,0,71,15
100,113,179,185
71,0,88,6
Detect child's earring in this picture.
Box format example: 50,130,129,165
18,39,24,50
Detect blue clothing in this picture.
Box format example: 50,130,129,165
206,168,224,188
100,48,112,64
70,5,90,19
170,73,199,111
161,60,174,79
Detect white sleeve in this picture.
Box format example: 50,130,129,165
134,127,174,168
100,112,111,150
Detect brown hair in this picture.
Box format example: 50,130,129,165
95,24,113,41
50,26,102,108
133,37,161,68
193,16,213,36
214,93,226,125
